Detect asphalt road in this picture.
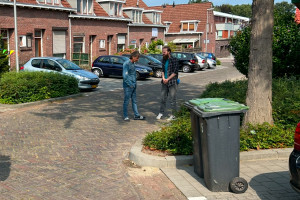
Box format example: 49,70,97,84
0,61,245,199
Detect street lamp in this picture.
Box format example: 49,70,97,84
205,7,214,52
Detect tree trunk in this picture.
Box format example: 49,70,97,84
243,0,274,125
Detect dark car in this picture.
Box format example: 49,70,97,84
289,122,300,193
148,53,163,62
198,52,217,61
91,55,153,80
122,54,163,78
171,52,198,73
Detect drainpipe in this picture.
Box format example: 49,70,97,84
14,0,19,72
69,13,72,60
127,25,130,47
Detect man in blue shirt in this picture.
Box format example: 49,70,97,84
123,51,145,121
156,46,179,121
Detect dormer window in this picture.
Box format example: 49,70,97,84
164,21,172,33
77,0,93,15
37,0,60,5
109,2,123,17
181,20,199,32
123,7,143,23
143,10,162,25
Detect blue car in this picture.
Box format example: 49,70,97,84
197,52,216,61
21,57,100,89
91,55,153,80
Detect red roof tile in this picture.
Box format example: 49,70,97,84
150,2,212,33
125,0,148,9
94,1,109,17
17,0,72,8
61,0,71,8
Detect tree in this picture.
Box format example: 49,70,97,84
243,0,274,125
214,4,252,18
230,2,299,78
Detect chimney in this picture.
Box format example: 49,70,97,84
137,0,139,7
172,1,175,7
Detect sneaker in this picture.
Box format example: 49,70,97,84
156,113,163,120
167,115,176,121
134,115,146,120
124,117,130,121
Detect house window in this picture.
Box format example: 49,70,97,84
19,34,32,48
117,35,125,52
73,36,85,53
109,2,122,17
37,0,60,5
78,0,93,15
0,29,9,50
99,39,105,49
218,31,223,39
131,10,142,23
53,31,66,58
181,22,196,32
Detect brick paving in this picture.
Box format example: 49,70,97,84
0,62,246,199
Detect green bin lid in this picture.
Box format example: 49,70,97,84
188,98,230,106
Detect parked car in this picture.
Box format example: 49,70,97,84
91,55,153,80
289,122,300,193
21,57,100,89
195,54,208,70
171,52,198,73
122,54,163,78
206,58,217,69
148,53,163,62
198,52,217,61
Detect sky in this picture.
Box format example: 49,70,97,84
142,0,290,6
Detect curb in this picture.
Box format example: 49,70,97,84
129,140,293,168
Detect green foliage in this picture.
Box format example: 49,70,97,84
188,0,208,4
216,59,221,65
148,40,162,54
0,71,79,104
167,41,177,53
0,34,10,77
144,78,299,154
115,48,136,55
240,123,294,151
214,4,252,18
230,2,300,78
143,107,193,155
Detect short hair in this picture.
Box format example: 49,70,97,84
163,46,171,53
130,51,140,59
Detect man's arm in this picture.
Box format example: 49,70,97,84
123,62,134,87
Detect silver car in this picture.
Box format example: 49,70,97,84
195,54,208,70
21,57,100,89
206,58,217,69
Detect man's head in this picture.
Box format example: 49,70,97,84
130,51,140,63
162,46,171,60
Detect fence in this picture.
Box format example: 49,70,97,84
174,46,202,53
72,53,89,66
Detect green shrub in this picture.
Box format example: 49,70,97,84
143,107,192,155
0,71,79,104
143,78,299,154
240,123,294,151
216,59,221,65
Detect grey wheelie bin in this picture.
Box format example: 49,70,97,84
185,98,249,193
184,98,225,178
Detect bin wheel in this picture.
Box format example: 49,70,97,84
230,177,248,194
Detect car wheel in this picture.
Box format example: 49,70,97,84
182,65,191,73
154,69,162,78
229,177,248,194
136,72,140,80
92,68,103,77
207,64,211,69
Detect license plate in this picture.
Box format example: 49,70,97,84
150,72,153,76
92,85,97,88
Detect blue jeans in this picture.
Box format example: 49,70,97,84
123,86,139,118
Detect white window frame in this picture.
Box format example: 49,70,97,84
109,2,122,17
181,22,197,32
37,0,60,5
73,36,85,53
19,34,32,48
78,0,93,15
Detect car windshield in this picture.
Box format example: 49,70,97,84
146,55,161,64
57,59,82,70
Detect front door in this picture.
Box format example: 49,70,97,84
35,30,42,57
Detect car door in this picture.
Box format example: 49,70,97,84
137,56,150,68
110,56,124,76
94,56,111,76
41,59,62,73
29,59,43,71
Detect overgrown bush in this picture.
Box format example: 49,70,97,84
0,34,10,77
0,71,79,104
143,78,299,154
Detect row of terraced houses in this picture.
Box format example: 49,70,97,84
0,0,250,69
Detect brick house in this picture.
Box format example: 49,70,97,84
0,0,165,69
214,11,250,58
149,2,215,53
